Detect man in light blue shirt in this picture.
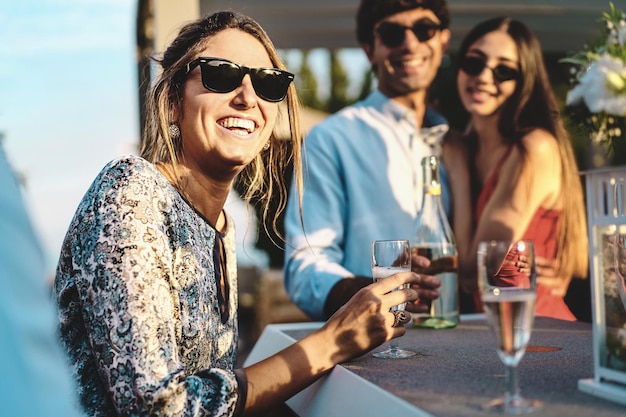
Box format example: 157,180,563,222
284,0,451,320
0,143,82,416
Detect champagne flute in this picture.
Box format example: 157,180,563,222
371,239,416,359
477,240,542,414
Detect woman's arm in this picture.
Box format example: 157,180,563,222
241,272,420,414
459,129,562,291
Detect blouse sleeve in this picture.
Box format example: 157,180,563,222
55,159,243,417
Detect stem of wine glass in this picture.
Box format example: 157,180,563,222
389,338,399,350
388,302,404,352
504,363,522,409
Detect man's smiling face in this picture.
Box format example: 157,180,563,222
365,7,450,98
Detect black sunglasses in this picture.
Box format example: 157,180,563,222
460,56,520,83
375,19,441,47
178,57,294,102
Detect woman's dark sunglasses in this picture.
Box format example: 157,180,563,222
178,57,294,102
375,19,441,47
460,56,520,83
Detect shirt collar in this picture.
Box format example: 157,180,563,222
366,89,449,145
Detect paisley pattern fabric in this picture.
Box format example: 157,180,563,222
54,155,243,416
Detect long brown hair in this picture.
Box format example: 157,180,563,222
458,17,588,278
140,11,303,240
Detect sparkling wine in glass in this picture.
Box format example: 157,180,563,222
371,239,416,359
478,240,542,414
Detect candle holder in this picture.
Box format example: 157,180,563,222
579,167,626,406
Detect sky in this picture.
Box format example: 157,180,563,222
1,0,140,273
0,0,269,274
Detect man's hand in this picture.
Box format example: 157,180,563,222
412,255,457,275
406,254,442,313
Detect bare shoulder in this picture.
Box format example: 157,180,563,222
507,129,560,175
511,129,562,204
520,129,559,158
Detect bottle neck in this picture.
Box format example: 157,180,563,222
415,155,455,247
421,155,441,197
420,183,444,218
424,183,441,197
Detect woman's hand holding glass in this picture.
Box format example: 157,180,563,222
369,240,416,358
317,241,441,362
320,265,421,363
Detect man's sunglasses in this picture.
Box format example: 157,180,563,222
375,19,441,47
460,56,520,83
178,57,294,102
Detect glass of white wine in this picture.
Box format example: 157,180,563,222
371,239,416,359
477,240,542,414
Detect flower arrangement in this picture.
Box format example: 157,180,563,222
563,2,626,158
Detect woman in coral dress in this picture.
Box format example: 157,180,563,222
443,17,588,320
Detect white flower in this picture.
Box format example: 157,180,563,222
562,3,626,155
566,53,626,116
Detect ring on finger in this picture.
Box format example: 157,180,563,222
391,310,411,327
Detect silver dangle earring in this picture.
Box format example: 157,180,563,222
263,141,270,151
169,124,180,139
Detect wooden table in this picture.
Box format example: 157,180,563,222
244,315,626,417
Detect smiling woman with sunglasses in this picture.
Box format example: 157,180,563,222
53,10,424,417
443,17,588,320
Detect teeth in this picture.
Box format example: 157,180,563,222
218,117,255,133
403,57,427,67
473,88,494,97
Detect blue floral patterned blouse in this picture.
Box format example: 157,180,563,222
54,155,245,416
